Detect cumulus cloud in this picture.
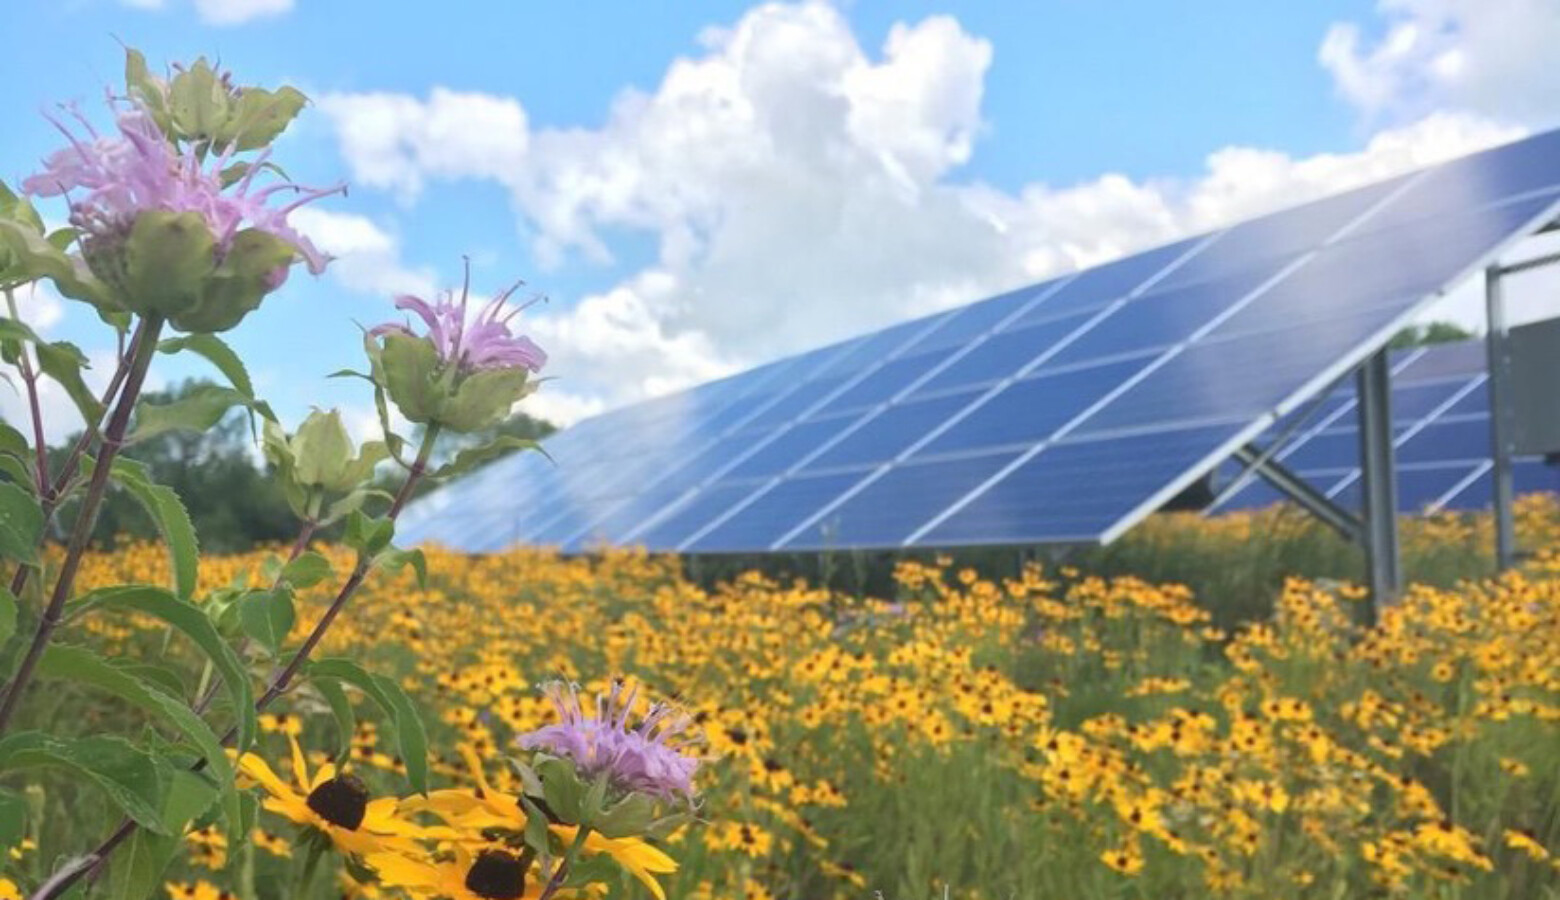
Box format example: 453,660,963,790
118,0,293,25
1320,0,1560,125
318,1,1538,426
289,207,438,298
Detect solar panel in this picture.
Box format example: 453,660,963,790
1215,339,1560,515
396,128,1560,554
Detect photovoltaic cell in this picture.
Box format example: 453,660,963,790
1215,339,1560,515
396,129,1560,554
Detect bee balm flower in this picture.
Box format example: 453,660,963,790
519,681,701,802
366,264,546,433
16,88,339,332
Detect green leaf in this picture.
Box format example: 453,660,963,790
0,787,24,849
0,217,110,305
157,334,256,399
36,645,241,842
0,733,171,834
238,587,295,656
432,435,549,480
73,585,256,751
168,58,228,141
281,552,334,590
107,769,218,900
519,794,553,856
121,210,216,320
0,586,17,647
343,510,394,557
312,676,357,766
0,421,30,459
319,487,395,528
307,659,429,793
35,339,104,427
226,85,308,151
0,480,44,565
438,367,533,432
372,547,427,590
131,383,252,442
109,459,200,600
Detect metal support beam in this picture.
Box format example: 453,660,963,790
1230,445,1362,541
1486,266,1518,570
1358,350,1402,608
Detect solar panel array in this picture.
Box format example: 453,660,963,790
1215,339,1560,514
397,128,1560,554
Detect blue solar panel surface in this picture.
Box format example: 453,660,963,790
1215,340,1560,515
396,129,1560,553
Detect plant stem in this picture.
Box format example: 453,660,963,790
0,316,163,736
6,326,141,599
4,289,52,498
31,425,442,900
539,824,593,900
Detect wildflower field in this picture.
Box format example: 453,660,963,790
5,498,1556,900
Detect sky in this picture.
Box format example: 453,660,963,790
2,0,1559,442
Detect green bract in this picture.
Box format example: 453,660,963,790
264,411,388,516
366,332,537,433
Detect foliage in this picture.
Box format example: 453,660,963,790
12,499,1557,899
1389,321,1476,349
0,47,584,900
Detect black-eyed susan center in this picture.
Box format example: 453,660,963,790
464,849,527,900
305,774,369,830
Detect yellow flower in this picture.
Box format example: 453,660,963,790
555,824,677,900
409,747,676,900
369,846,543,900
233,735,421,857
0,877,21,900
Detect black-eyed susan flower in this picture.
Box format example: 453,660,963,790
233,736,421,857
368,846,542,900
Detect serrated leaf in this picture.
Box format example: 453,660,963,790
0,480,44,565
0,733,171,834
432,435,549,480
307,659,429,793
238,587,294,656
157,334,257,400
130,383,251,442
281,551,333,589
109,458,200,599
72,585,255,751
107,768,218,900
37,645,240,843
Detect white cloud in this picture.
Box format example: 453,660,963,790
118,0,292,25
318,1,1547,427
1320,0,1560,125
289,207,438,298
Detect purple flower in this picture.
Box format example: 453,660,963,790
22,97,339,276
371,265,547,374
518,681,700,800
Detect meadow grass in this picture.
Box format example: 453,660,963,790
3,497,1557,899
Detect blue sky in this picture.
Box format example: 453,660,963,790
2,0,1558,440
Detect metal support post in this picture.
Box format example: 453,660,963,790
1357,350,1402,609
1228,445,1363,542
1485,265,1517,570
